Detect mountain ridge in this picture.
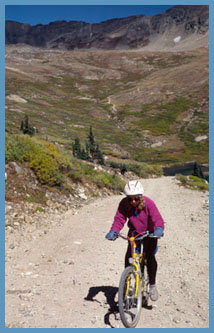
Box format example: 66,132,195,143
5,5,209,51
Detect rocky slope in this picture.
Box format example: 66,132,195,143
5,5,209,51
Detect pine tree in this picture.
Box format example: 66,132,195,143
88,126,95,146
24,115,29,131
20,115,35,136
20,120,24,132
85,142,93,162
94,144,105,165
72,127,104,164
88,126,96,159
72,137,81,158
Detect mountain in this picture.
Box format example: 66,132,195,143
5,5,209,51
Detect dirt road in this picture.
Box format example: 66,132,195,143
5,176,209,328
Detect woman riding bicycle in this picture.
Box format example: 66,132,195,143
105,180,164,301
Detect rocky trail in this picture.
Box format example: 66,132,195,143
5,176,209,328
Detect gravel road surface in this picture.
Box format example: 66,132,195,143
5,176,209,328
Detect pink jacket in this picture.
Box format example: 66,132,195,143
110,196,164,235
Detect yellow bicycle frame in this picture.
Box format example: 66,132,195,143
125,237,143,298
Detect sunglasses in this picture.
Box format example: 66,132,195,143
127,195,142,203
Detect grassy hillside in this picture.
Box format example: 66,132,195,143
5,45,209,167
5,133,126,194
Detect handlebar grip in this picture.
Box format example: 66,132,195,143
149,233,163,239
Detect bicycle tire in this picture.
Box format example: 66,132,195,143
118,266,142,328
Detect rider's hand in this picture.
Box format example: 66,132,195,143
153,227,164,237
105,230,118,241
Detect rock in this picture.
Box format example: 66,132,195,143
7,226,14,232
24,216,33,224
46,200,53,207
151,141,163,148
11,162,23,174
174,36,181,43
79,193,87,200
6,94,27,103
173,317,181,324
195,135,208,142
5,205,12,212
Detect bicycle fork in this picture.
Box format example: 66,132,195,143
125,238,144,299
125,261,142,299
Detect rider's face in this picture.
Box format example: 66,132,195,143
127,195,142,207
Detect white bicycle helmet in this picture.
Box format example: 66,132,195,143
124,180,144,196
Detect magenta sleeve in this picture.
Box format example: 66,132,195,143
110,199,128,233
147,198,165,230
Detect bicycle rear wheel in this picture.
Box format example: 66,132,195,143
118,266,142,328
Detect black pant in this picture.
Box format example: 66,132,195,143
125,237,158,285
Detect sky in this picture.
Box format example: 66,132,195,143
5,5,175,25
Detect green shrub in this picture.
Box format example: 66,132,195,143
176,174,188,185
5,133,126,193
68,168,84,183
29,154,63,186
189,175,202,182
36,206,45,212
93,171,125,191
5,133,25,162
109,161,128,174
127,162,163,178
195,182,209,191
5,134,64,186
108,160,162,178
176,174,209,191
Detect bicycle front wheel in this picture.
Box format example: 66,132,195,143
118,266,142,328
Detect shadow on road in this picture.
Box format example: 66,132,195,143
84,286,119,328
84,286,153,327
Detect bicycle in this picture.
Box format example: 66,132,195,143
118,231,158,328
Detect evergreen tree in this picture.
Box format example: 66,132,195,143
85,142,93,162
20,120,24,132
72,127,105,164
88,126,95,146
20,115,35,136
24,115,29,131
85,142,90,155
88,126,96,159
72,137,81,158
94,144,105,165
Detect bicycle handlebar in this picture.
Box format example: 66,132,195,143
148,233,161,239
118,230,160,241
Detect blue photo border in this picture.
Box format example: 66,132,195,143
1,0,213,331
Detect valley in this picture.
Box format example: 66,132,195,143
5,45,209,166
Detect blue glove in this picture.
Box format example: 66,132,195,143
105,230,118,241
153,227,164,237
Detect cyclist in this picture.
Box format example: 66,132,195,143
105,180,164,301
